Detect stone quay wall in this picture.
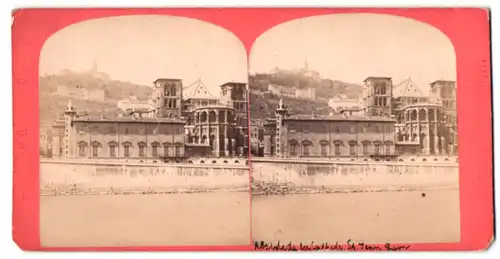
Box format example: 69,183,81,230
251,157,459,191
40,158,249,195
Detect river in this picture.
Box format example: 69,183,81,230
40,192,250,247
251,189,461,244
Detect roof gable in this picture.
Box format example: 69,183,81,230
183,79,217,100
393,77,425,98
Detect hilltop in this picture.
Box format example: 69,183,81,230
248,69,364,119
39,69,152,125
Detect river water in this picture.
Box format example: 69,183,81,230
251,189,461,244
40,192,250,247
41,189,460,247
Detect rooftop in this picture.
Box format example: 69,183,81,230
183,79,217,100
363,76,392,82
153,78,182,84
393,77,426,98
193,104,235,111
402,103,442,109
73,116,185,124
284,114,396,122
220,82,247,87
429,80,456,86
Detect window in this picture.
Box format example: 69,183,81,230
78,141,87,157
124,127,130,135
175,145,181,157
374,143,381,155
138,142,146,157
362,142,369,155
302,141,311,156
123,142,131,157
334,142,341,156
152,143,159,157
163,143,171,157
289,141,298,156
349,142,357,156
109,143,117,157
385,141,393,155
320,143,328,156
91,142,101,157
335,126,340,133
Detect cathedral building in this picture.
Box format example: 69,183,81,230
259,75,458,160
50,78,249,161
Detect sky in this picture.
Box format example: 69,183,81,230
249,13,456,94
40,15,248,97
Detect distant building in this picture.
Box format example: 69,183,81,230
267,83,316,100
267,83,295,98
40,124,53,157
295,87,316,100
328,94,362,114
56,85,106,102
117,96,151,115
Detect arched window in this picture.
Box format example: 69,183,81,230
138,142,147,157
174,142,182,157
333,140,343,156
78,141,88,157
209,111,217,123
289,139,299,156
301,140,312,156
122,142,132,157
319,140,329,156
411,110,417,121
219,111,225,123
90,141,102,157
201,111,207,123
108,141,118,157
419,109,427,122
361,140,371,155
384,141,393,155
373,141,382,155
429,109,435,122
348,141,357,156
163,142,172,157
151,142,160,157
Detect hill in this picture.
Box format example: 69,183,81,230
249,72,363,101
250,92,331,119
248,70,364,118
39,70,152,125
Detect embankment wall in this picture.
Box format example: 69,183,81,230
251,158,459,190
40,159,249,195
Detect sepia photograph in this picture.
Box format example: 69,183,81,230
38,15,250,247
248,13,460,244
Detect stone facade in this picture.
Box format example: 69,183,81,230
51,77,248,160
258,76,458,159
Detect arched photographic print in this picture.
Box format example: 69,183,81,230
39,15,250,247
248,13,459,244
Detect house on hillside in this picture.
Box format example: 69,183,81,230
328,93,362,114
